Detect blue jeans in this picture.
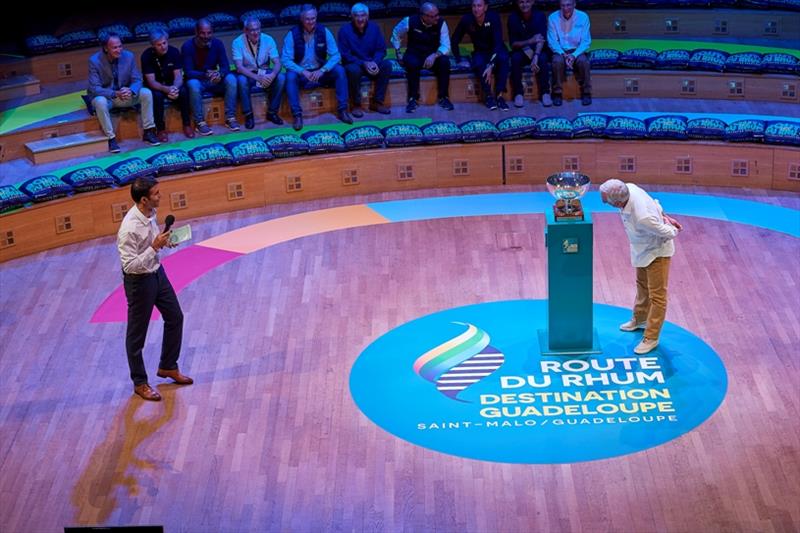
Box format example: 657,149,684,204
186,73,238,124
285,65,348,117
237,71,286,116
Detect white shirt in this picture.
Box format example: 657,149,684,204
231,33,279,70
620,183,678,268
117,204,161,274
547,9,591,58
391,17,451,56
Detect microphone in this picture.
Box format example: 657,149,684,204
164,214,175,232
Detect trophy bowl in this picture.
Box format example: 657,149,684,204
546,172,591,220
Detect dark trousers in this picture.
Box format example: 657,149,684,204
285,65,349,117
151,85,191,131
510,49,551,98
403,51,450,101
344,59,392,106
123,266,184,386
552,52,592,96
471,51,509,97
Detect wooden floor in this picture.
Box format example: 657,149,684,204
1,184,798,532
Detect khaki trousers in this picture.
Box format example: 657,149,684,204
633,256,671,340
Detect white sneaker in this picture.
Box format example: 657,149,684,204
619,319,646,332
513,94,524,108
634,338,659,354
541,93,553,107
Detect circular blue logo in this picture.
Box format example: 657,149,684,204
350,300,727,463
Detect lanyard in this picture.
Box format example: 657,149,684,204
247,36,261,68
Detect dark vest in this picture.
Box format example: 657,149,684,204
291,25,328,65
407,15,444,56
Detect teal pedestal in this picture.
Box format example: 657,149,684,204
541,209,601,356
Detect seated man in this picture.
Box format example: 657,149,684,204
391,2,454,113
281,4,353,131
141,29,193,141
338,3,392,116
232,16,286,129
451,0,509,110
508,0,552,107
547,0,592,106
181,19,240,135
88,32,160,153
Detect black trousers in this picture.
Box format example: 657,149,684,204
151,85,191,131
403,51,450,101
123,266,184,386
471,50,509,97
344,59,393,106
510,49,551,99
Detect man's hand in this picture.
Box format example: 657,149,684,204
457,59,470,69
423,53,437,69
482,64,493,84
116,87,133,100
395,50,403,65
152,231,171,251
565,54,575,69
206,70,222,84
531,57,540,73
303,69,323,83
664,214,683,231
364,61,379,75
167,85,179,100
257,73,272,87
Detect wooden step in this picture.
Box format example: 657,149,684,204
0,74,40,101
24,131,108,164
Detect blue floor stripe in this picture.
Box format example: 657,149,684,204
368,192,800,238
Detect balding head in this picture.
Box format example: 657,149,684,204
599,179,630,207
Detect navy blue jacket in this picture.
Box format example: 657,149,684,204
181,37,231,80
338,21,387,65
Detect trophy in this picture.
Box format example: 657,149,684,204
546,172,591,221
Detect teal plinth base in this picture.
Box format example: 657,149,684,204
538,328,603,357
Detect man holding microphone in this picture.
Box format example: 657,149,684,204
117,177,192,401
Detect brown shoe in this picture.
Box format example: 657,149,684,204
157,130,169,143
157,367,194,385
350,106,364,118
134,383,162,401
369,102,391,114
183,125,195,139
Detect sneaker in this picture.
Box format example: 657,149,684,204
485,95,498,110
581,94,592,106
142,129,161,146
266,112,284,125
225,117,241,131
292,115,303,131
350,106,364,118
183,125,195,138
497,96,509,111
195,122,213,136
619,319,646,332
634,338,659,355
370,101,391,114
108,138,121,153
552,94,563,106
438,97,454,111
156,130,169,143
337,109,354,124
541,93,553,107
513,94,524,108
244,113,255,130
405,97,418,113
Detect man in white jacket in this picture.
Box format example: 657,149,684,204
599,179,683,354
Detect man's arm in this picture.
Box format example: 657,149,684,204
118,230,158,273
337,25,359,65
547,16,565,55
490,13,506,56
322,29,342,72
573,13,591,58
128,58,143,95
372,25,387,63
390,17,409,59
88,58,115,99
215,40,231,75
450,16,467,62
182,42,205,80
281,32,304,74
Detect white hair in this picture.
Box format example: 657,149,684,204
351,3,369,15
599,179,630,204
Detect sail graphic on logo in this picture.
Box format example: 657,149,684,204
413,322,505,402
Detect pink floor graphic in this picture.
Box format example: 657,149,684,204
90,245,242,323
